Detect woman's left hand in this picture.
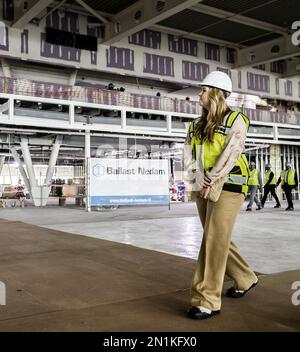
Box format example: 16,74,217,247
199,186,210,198
203,174,214,187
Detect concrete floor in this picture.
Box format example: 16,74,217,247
1,200,299,274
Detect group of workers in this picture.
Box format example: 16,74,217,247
246,162,298,211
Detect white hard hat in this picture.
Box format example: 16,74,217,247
200,71,232,94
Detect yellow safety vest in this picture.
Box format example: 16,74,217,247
265,170,275,185
281,169,296,186
188,111,250,196
248,169,259,186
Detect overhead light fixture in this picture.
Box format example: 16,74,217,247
75,106,82,113
37,102,42,110
15,100,21,107
58,104,63,112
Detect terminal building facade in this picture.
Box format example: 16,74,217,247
0,0,299,205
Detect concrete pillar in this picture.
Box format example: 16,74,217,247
0,156,5,175
85,129,91,160
45,136,63,186
68,69,77,86
10,147,31,197
20,136,37,187
1,59,12,78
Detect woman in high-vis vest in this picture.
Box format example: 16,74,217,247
184,71,258,320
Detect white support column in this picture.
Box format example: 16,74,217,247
1,59,12,78
85,129,91,212
0,156,5,175
10,147,32,197
45,135,63,186
85,129,91,160
8,98,14,120
167,114,172,133
68,70,78,86
273,125,278,142
69,104,75,125
121,108,126,129
20,136,37,187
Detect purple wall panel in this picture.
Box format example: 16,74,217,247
275,77,280,95
168,35,197,56
217,67,231,77
0,26,9,51
270,61,284,74
182,61,209,81
46,9,78,32
106,46,134,70
129,29,161,49
227,48,235,64
91,51,97,65
247,72,270,93
41,33,81,62
205,43,220,61
2,0,14,21
285,80,293,96
143,53,174,76
21,29,29,54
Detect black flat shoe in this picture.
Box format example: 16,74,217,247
187,306,220,320
226,280,258,298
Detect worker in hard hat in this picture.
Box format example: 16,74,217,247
246,161,263,211
276,162,298,211
184,71,258,321
261,164,281,208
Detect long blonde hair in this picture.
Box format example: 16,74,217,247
195,88,229,142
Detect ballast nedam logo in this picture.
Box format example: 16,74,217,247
92,163,106,177
107,167,166,175
291,21,300,46
92,164,166,177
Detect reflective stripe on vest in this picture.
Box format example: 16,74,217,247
248,169,259,186
228,175,247,184
188,111,250,195
265,170,275,185
281,169,296,186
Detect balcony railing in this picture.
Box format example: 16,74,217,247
0,77,199,115
1,76,300,125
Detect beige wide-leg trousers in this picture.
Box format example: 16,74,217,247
191,190,257,311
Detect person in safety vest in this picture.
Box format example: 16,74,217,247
261,164,281,208
183,71,258,321
246,161,262,211
276,162,298,211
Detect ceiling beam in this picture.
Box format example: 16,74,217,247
51,0,115,20
234,35,300,68
191,3,287,35
281,59,300,78
151,24,243,48
103,0,203,45
74,0,109,23
12,0,54,29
